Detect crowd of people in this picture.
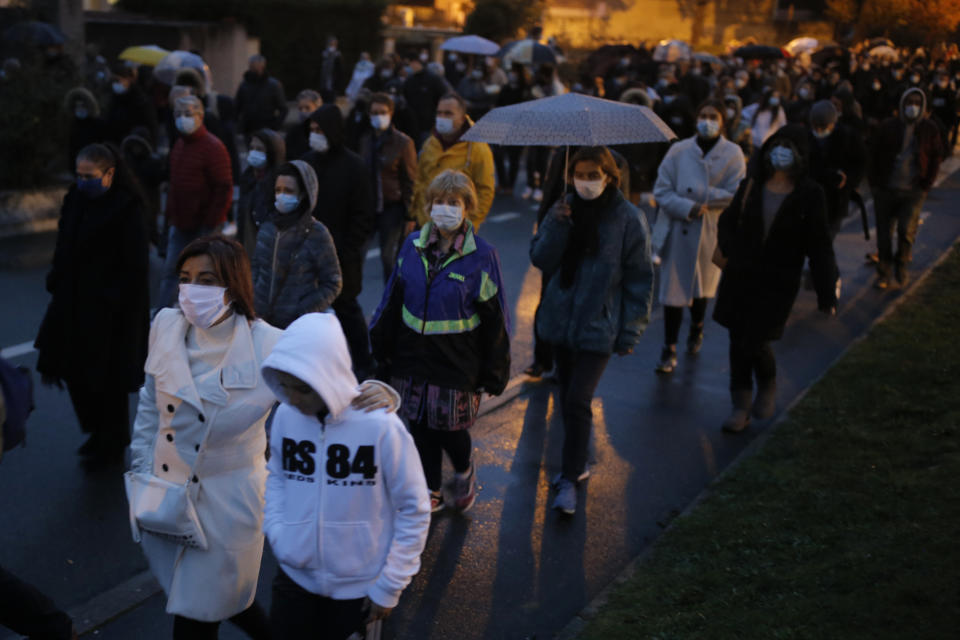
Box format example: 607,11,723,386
1,31,956,640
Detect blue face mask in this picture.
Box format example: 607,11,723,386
77,176,108,198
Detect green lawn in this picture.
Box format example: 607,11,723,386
579,247,960,640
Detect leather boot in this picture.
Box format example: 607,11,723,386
752,379,777,420
721,390,753,433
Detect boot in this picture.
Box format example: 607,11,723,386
752,379,776,420
721,390,753,433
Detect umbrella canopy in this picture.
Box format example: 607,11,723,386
869,45,899,62
3,21,65,47
441,35,500,56
154,50,206,86
734,45,786,60
693,51,722,66
653,39,691,62
868,37,894,49
785,37,819,57
498,39,557,66
461,93,676,147
811,45,847,67
119,45,170,67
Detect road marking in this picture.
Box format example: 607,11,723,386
366,247,381,261
0,340,35,359
487,212,521,223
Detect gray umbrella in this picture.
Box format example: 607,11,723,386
461,92,676,146
3,21,65,47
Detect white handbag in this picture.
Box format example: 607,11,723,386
124,470,208,550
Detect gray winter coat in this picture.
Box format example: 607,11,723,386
530,189,655,354
252,160,342,329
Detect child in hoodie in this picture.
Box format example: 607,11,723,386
261,313,430,639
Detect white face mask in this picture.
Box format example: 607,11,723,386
768,97,780,107
309,131,329,152
435,116,455,135
176,115,199,135
768,145,795,171
112,82,127,95
178,284,229,330
725,107,736,121
247,149,267,168
74,106,89,119
574,178,606,200
430,203,464,231
274,193,300,214
697,118,721,139
370,114,391,131
904,104,921,120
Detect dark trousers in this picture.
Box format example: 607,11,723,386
377,202,407,284
172,603,269,640
65,378,130,451
874,188,926,276
555,347,611,482
526,146,549,188
271,568,366,640
493,145,522,189
0,566,73,639
409,419,472,492
332,296,375,378
663,297,708,346
531,272,554,370
728,330,776,392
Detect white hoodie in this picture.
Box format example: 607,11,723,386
261,313,430,608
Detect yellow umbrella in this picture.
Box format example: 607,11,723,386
119,45,170,67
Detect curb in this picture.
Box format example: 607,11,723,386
555,235,960,640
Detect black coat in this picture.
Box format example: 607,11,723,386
235,71,288,133
35,185,150,391
106,85,157,145
807,124,867,225
301,105,375,301
713,177,837,341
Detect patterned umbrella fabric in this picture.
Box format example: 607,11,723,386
441,35,500,56
119,45,170,67
153,50,206,86
785,37,819,57
3,21,65,47
653,39,692,62
461,93,676,147
498,39,557,66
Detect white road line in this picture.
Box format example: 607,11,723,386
488,212,521,223
0,341,35,359
366,247,381,260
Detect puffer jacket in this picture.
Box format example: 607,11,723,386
530,188,655,354
252,160,342,329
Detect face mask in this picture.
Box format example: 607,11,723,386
176,115,199,135
768,97,780,107
370,114,391,131
309,131,329,152
448,53,458,62
904,104,921,119
380,69,392,79
691,68,702,76
670,116,683,125
574,178,606,201
430,203,464,231
735,78,747,89
938,79,950,88
657,78,669,89
111,82,127,95
893,71,903,80
419,53,429,63
663,95,675,105
77,176,107,198
247,149,267,168
797,87,810,100
862,64,871,71
697,118,721,139
179,284,229,330
74,106,89,119
455,62,466,72
435,116,455,135
873,81,882,91
768,145,795,171
274,193,300,214
471,69,483,79
910,75,920,84
725,107,736,121
813,127,833,140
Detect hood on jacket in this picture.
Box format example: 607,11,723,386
619,87,652,109
261,313,359,420
286,159,319,213
64,86,100,117
121,133,154,159
899,86,927,122
252,128,286,169
722,93,743,126
308,104,345,150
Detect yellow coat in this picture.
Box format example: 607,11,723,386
411,124,495,229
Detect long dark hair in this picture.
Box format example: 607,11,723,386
76,142,148,208
175,236,257,320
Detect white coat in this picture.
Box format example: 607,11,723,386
653,136,746,307
128,309,282,622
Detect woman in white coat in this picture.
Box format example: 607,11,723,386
126,236,398,639
653,101,746,373
745,89,787,150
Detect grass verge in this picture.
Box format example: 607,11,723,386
578,246,960,640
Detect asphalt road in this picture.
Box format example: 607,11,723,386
2,165,958,639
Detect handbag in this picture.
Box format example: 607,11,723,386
712,178,753,271
124,470,208,550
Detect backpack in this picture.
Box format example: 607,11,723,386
0,357,34,454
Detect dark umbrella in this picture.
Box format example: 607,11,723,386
811,45,847,68
585,44,638,77
734,45,785,60
3,21,65,47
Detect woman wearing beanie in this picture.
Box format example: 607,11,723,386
653,100,747,373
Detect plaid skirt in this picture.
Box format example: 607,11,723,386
391,376,481,431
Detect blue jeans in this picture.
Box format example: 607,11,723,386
157,226,215,308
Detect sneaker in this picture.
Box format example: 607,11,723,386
873,275,891,290
429,490,445,513
865,252,879,264
751,382,776,420
552,466,590,488
532,188,544,203
655,347,678,374
452,462,477,512
521,186,533,199
687,328,704,355
894,264,910,288
552,477,577,515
